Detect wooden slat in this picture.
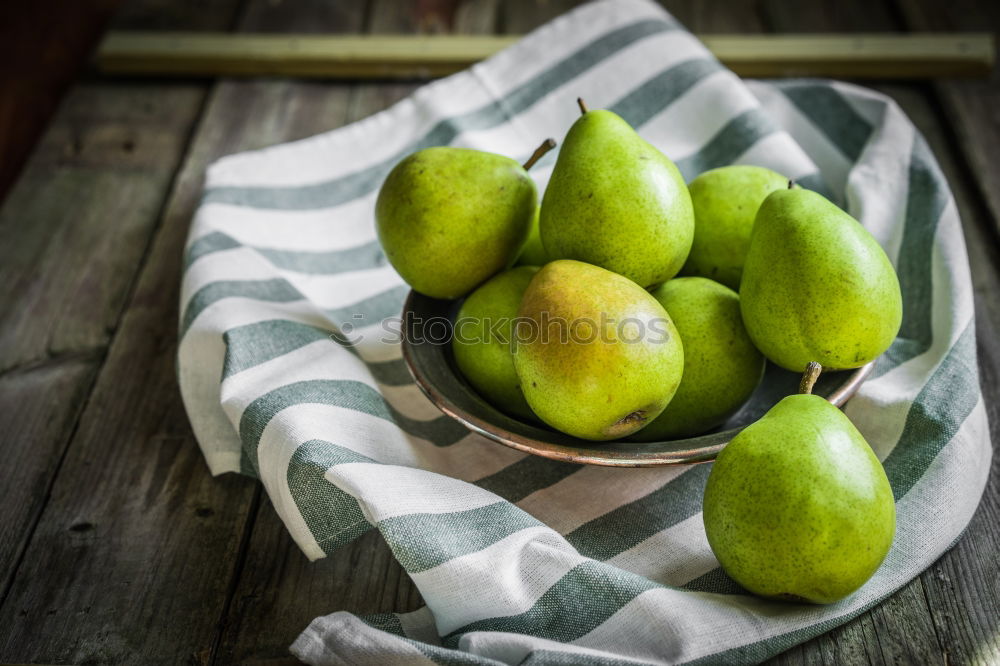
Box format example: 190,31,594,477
0,82,206,600
0,95,260,661
761,0,902,36
0,0,242,636
94,31,995,79
0,83,204,372
0,0,260,661
705,33,994,78
501,0,583,34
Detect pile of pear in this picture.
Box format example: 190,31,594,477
376,99,902,603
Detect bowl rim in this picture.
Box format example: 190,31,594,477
400,289,876,467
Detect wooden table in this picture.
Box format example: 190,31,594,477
0,1,997,664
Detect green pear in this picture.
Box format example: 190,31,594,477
376,140,555,299
681,165,790,290
452,266,539,421
633,277,765,440
703,363,896,604
515,208,549,266
540,99,694,288
740,188,902,371
513,259,684,440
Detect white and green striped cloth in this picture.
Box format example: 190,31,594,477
178,1,991,663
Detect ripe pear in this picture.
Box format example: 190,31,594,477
513,260,684,441
681,165,790,290
633,277,765,440
376,140,555,299
540,99,694,288
740,188,902,371
703,363,896,604
452,266,539,421
515,208,549,266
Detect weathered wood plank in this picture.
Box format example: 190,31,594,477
212,1,504,662
0,83,204,371
0,0,244,645
0,356,99,597
0,0,269,661
499,0,764,36
868,581,947,664
0,80,205,604
895,0,1000,237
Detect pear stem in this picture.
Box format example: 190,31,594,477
788,179,795,189
522,138,557,171
799,362,823,395
577,97,589,115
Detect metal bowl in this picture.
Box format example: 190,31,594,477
400,290,874,467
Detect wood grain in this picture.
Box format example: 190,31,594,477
500,0,581,34
108,0,243,31
0,83,204,372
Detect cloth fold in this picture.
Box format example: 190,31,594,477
178,1,990,663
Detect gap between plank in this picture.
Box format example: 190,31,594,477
206,485,263,666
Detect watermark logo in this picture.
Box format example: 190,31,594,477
330,311,672,347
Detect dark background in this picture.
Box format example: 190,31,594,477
0,0,122,202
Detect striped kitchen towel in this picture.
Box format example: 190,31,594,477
178,0,991,663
